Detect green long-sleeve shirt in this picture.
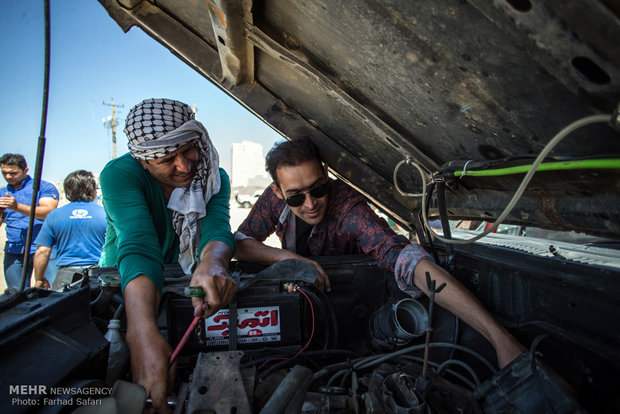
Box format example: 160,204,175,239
99,153,235,294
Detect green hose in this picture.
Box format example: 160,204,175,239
454,158,620,178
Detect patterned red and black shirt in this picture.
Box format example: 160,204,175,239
235,179,432,297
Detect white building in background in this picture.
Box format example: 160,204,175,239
231,141,271,187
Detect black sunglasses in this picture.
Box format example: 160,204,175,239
285,181,329,207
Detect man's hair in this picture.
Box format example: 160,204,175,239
64,170,97,202
0,153,27,170
265,137,321,184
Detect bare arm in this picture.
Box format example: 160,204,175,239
124,275,173,414
0,194,58,220
235,238,331,291
413,259,525,369
33,245,52,289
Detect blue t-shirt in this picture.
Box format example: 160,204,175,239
1,175,59,254
34,201,107,266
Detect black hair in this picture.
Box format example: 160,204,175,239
0,153,27,170
265,137,322,184
64,170,97,202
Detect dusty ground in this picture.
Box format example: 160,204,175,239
0,202,277,293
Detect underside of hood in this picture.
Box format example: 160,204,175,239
98,0,620,237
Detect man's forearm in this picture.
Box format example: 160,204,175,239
14,203,55,220
33,247,52,282
413,259,523,367
200,240,234,267
124,275,162,342
123,274,173,411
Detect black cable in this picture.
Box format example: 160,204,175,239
243,349,360,370
300,286,330,350
421,182,440,264
19,0,51,293
447,316,460,361
258,353,323,381
305,283,339,348
530,334,557,414
112,304,125,320
436,182,455,273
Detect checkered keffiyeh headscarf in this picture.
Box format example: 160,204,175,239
125,98,221,274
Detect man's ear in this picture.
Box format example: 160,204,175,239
270,183,284,200
139,160,148,170
24,167,29,175
322,163,328,177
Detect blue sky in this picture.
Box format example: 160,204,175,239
0,0,283,184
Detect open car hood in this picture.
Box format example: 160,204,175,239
98,0,620,237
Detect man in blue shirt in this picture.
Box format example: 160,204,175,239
0,153,59,291
34,170,107,290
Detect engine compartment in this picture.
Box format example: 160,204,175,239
2,241,618,413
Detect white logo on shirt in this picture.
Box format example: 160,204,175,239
70,209,92,219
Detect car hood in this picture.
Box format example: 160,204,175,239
98,0,620,237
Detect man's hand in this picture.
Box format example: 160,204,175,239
191,260,237,318
192,241,236,318
33,278,50,290
127,325,174,414
297,256,330,292
235,238,332,292
0,193,17,211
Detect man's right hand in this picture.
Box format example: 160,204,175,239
33,278,50,290
126,327,173,413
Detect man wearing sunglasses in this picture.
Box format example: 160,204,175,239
235,137,525,369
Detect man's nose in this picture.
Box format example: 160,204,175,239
303,192,318,209
173,154,191,173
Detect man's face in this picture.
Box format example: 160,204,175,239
1,164,28,188
273,160,329,226
139,142,199,190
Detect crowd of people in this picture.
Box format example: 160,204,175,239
1,97,525,412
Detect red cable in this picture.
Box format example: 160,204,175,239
258,287,315,370
169,315,201,365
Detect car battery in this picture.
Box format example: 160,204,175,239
166,282,304,355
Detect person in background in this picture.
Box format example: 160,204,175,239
33,170,107,290
99,98,236,412
235,137,525,369
0,153,58,291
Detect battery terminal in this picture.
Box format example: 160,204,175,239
282,282,300,293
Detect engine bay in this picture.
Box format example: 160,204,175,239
2,242,618,413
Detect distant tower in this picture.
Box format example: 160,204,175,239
103,99,124,159
231,141,270,187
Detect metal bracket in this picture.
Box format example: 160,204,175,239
187,351,251,414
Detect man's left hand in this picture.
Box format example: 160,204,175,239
190,261,237,318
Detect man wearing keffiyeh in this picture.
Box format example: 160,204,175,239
99,98,236,411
